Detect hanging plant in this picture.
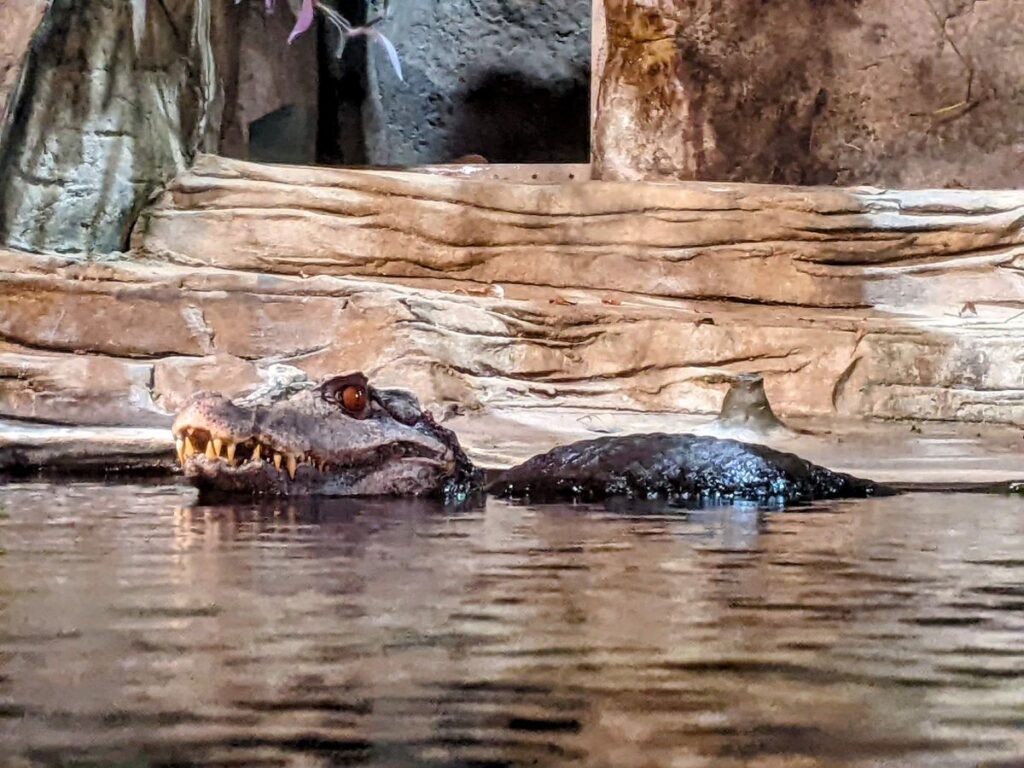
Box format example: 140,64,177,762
244,0,403,80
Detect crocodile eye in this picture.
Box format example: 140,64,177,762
318,372,371,418
341,385,367,414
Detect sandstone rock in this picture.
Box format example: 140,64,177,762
0,246,852,427
0,345,163,427
0,0,46,127
717,374,787,435
129,157,1024,427
4,157,1024,475
593,0,1024,187
139,156,1024,310
407,163,590,183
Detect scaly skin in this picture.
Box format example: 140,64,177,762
489,433,891,504
172,371,890,504
172,373,480,503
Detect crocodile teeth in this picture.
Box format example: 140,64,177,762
286,454,298,480
226,443,236,463
212,438,223,457
184,436,196,458
251,444,262,462
205,441,217,460
175,438,185,465
273,452,282,470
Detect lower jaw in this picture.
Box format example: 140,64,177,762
183,458,450,498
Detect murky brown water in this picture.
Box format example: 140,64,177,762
0,483,1023,767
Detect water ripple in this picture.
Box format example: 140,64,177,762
0,484,1023,766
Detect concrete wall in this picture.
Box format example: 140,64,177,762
328,0,591,165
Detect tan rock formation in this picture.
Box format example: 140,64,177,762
0,420,173,472
0,154,1003,430
139,158,1024,308
593,0,1024,188
0,0,46,125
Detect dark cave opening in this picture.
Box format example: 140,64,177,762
452,70,591,164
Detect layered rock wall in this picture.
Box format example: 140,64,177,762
4,156,1020,433
2,4,1024,475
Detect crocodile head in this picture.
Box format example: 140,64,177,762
171,372,479,501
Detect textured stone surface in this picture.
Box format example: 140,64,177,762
593,0,1024,187
131,158,1024,427
0,0,46,127
328,0,590,164
139,156,1024,311
0,0,230,253
0,420,173,472
0,344,162,428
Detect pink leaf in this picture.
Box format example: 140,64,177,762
288,0,315,44
371,31,404,82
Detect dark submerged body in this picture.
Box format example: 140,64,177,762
491,433,891,504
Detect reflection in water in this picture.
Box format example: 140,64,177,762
0,483,1023,766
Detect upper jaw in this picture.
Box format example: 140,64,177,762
172,422,321,482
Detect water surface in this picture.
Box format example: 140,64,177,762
1,483,1023,767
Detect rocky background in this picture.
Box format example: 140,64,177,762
0,0,589,254
2,1,1024,478
4,0,1023,256
5,155,1024,479
594,0,1024,186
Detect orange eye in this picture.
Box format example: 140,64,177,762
341,385,366,413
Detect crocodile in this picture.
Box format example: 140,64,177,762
172,371,890,505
